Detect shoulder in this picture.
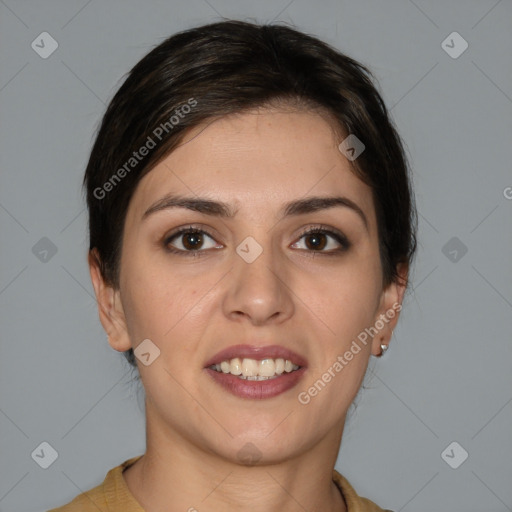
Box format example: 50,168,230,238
333,470,395,512
47,455,144,512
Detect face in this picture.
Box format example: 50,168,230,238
90,108,404,465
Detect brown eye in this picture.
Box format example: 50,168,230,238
165,228,220,253
304,232,327,250
181,231,204,250
291,226,350,253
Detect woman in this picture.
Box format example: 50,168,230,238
49,19,416,512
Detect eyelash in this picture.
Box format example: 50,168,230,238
163,225,350,258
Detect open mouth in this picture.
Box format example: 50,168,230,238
204,345,307,399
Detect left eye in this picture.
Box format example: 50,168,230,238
291,230,346,252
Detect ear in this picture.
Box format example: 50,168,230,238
88,249,131,353
371,263,408,356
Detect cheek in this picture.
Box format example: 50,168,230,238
298,273,378,414
120,253,215,356
307,259,382,337
119,251,180,341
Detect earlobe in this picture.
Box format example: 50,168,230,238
88,249,132,353
371,264,408,356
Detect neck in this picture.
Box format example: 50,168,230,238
123,410,347,512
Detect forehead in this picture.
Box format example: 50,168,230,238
126,108,376,227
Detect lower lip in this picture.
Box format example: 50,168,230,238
205,367,307,399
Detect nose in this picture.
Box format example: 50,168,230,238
222,240,295,326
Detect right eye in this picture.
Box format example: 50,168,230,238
164,227,222,255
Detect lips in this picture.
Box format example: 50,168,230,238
204,344,307,400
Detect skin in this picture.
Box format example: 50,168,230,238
89,107,407,512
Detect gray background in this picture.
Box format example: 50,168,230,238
1,1,511,511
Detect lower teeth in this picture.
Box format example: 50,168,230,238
239,375,279,381
209,365,300,380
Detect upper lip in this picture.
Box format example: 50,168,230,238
204,344,308,368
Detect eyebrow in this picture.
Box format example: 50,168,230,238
142,194,368,229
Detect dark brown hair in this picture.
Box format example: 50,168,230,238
83,20,417,366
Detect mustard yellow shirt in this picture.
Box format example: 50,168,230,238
48,455,392,512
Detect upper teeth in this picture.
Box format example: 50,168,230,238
211,358,300,379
